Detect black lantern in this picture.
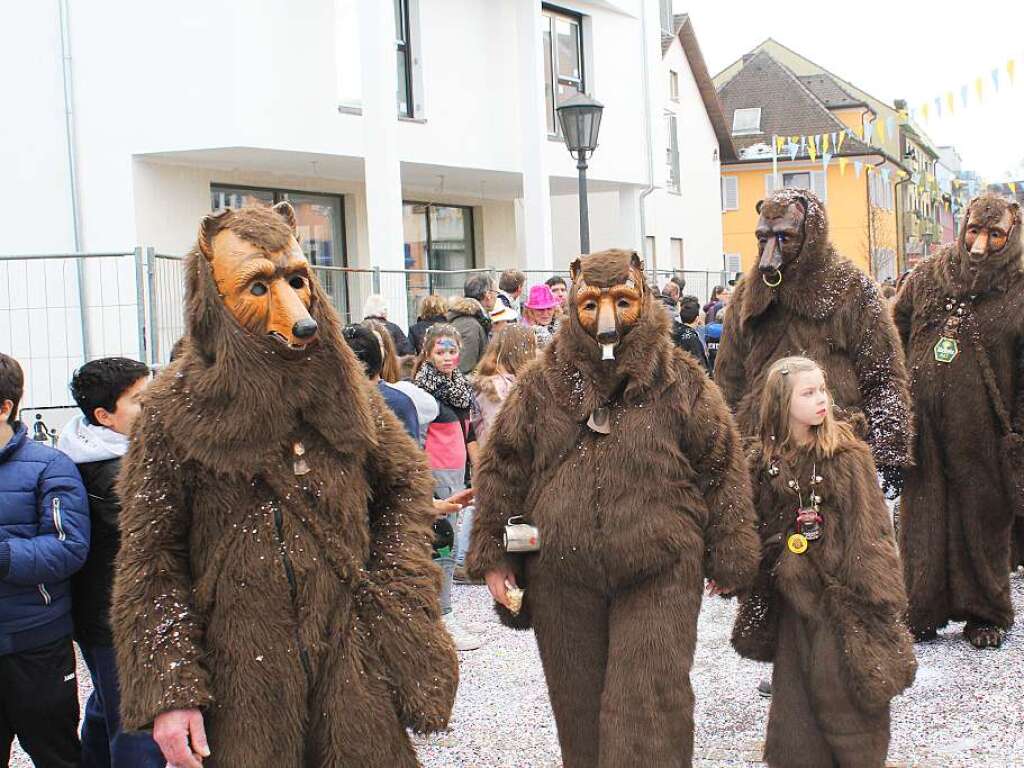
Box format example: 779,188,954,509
557,93,604,254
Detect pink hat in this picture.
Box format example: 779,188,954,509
523,284,559,310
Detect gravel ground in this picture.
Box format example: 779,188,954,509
14,573,1024,767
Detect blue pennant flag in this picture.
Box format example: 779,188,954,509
961,84,969,107
788,141,799,161
992,68,1001,91
886,116,896,141
822,152,833,172
934,96,942,117
854,160,863,177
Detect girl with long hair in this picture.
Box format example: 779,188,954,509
732,356,916,768
472,325,537,448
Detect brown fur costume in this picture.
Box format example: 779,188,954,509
465,250,760,767
895,193,1024,640
111,206,457,767
715,189,913,470
733,432,916,767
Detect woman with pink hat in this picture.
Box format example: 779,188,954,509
521,284,559,346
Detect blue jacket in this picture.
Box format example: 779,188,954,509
0,423,90,655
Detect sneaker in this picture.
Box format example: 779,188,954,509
442,614,484,651
757,678,772,698
460,620,489,634
453,566,484,585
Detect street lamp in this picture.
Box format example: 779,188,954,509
556,92,604,254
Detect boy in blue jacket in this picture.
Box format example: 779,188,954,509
0,353,90,767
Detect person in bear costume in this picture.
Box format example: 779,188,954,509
465,249,760,767
714,188,913,490
111,203,458,767
895,192,1024,649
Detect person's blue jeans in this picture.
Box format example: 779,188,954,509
78,643,165,768
455,505,475,568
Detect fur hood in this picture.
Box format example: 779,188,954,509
546,250,676,423
446,296,488,321
146,216,377,478
738,188,853,326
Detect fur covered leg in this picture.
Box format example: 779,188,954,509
597,562,701,768
763,607,834,768
530,568,610,768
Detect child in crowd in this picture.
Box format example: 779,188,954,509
365,319,438,444
472,325,537,448
414,325,484,651
0,353,90,767
57,357,164,768
731,356,916,768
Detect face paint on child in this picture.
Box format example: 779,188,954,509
431,338,461,374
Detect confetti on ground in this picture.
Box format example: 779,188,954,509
15,573,1023,767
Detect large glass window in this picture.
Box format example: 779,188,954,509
402,202,475,322
541,6,584,135
210,185,348,316
395,0,413,117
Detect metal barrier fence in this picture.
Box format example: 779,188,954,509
1,249,733,410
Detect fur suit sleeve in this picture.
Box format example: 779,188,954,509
711,291,747,411
357,393,459,734
818,445,917,712
679,372,760,593
846,278,914,468
892,275,914,355
464,370,539,628
112,418,214,730
731,447,782,662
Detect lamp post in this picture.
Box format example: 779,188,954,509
556,93,604,254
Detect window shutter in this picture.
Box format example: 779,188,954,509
725,254,742,273
811,171,828,202
721,177,739,211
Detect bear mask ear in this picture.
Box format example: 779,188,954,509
272,201,298,234
569,257,583,284
630,251,645,274
755,199,765,215
198,209,231,260
1009,200,1022,228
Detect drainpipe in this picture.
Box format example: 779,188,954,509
59,0,90,359
637,0,656,277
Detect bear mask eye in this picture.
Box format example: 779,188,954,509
289,275,305,290
250,282,268,296
617,299,631,309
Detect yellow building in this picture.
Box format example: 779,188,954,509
714,43,906,279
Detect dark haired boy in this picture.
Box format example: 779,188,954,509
0,352,90,767
342,324,420,441
671,295,711,373
57,357,163,768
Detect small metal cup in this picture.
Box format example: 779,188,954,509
504,516,540,552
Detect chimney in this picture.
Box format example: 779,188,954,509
894,98,907,111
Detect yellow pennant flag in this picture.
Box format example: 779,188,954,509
775,135,785,154
839,157,848,175
854,125,864,140
837,131,846,152
807,139,817,162
975,77,984,101
1008,59,1016,84
946,91,955,113
822,133,830,152
921,102,930,121
1011,182,1018,194
877,118,886,143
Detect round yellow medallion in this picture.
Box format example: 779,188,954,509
787,533,809,555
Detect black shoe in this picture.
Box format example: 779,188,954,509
757,679,772,698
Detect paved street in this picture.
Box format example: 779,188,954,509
16,571,1022,767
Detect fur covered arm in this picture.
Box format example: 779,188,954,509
892,276,914,353
360,395,458,734
851,281,914,468
111,422,213,730
682,378,760,593
820,447,916,711
464,381,536,582
712,304,745,410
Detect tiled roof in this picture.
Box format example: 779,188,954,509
715,51,874,159
797,74,864,108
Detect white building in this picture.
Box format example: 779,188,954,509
1,0,730,410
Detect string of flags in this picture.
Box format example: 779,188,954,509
910,55,1021,124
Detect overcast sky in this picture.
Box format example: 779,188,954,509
679,0,1024,180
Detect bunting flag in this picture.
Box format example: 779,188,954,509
775,135,786,154
960,84,969,108
822,133,830,153
830,132,837,150
975,77,984,101
881,168,891,185
1011,182,1018,194
1009,59,1017,84
807,138,817,162
946,91,955,114
822,152,833,172
913,53,1020,122
992,68,1001,91
839,157,848,175
886,116,896,141
788,140,799,161
836,131,846,152
854,160,863,177
876,117,886,143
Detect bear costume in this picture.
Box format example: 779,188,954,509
465,249,760,767
895,193,1024,646
715,188,913,475
112,205,457,767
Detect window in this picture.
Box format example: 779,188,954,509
724,254,743,273
665,114,680,193
402,202,475,321
783,172,811,189
541,6,584,135
210,185,348,316
669,70,679,101
765,171,827,202
731,107,761,136
869,172,894,211
395,0,413,117
721,176,739,211
670,238,684,269
644,236,656,265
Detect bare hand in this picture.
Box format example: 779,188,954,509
447,487,476,507
154,708,209,768
432,488,476,518
705,579,725,597
485,566,518,609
